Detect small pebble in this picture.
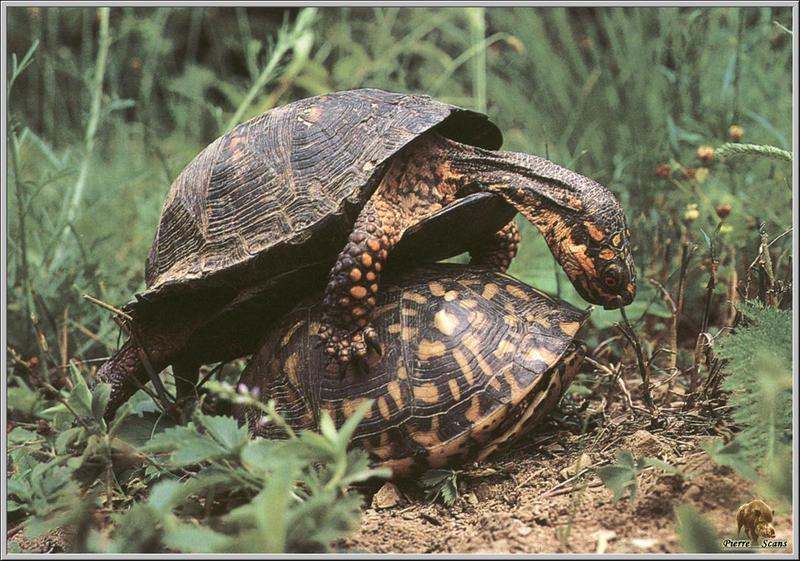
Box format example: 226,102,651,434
683,484,701,500
517,525,532,537
372,482,402,510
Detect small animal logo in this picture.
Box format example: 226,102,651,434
736,499,776,541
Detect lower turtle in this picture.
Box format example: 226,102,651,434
236,263,590,477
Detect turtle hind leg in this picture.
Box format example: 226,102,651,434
318,199,398,370
171,358,200,419
96,337,168,421
95,326,187,421
468,220,521,273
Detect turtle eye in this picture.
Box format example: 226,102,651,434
602,264,625,291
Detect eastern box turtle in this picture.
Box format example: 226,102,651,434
98,88,632,417
237,263,590,477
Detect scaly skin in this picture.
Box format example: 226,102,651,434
95,319,201,420
468,220,521,272
95,335,172,420
318,132,636,368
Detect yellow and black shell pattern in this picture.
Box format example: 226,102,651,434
238,264,589,477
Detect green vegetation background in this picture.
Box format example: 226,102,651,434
7,7,793,352
5,6,794,553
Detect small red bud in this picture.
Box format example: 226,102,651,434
716,203,732,220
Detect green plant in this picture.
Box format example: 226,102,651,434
418,469,460,506
596,449,684,503
704,302,792,507
5,6,794,552
7,368,389,553
675,505,722,553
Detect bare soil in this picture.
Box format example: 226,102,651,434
344,402,794,554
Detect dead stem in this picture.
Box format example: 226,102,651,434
676,240,692,322
725,247,738,328
616,303,655,413
648,278,678,374
756,221,776,306
700,237,718,336
82,294,133,322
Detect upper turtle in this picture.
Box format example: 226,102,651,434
141,88,503,305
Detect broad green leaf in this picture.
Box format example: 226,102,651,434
437,478,458,506
615,449,636,469
108,503,163,553
171,436,228,466
55,427,84,454
419,469,459,506
8,427,39,445
675,505,721,553
340,449,391,487
318,411,339,447
147,474,230,514
225,464,299,552
6,478,32,501
285,490,363,551
702,439,757,481
113,411,173,447
418,469,456,488
596,449,639,502
91,382,111,422
596,464,637,502
337,399,373,446
195,413,248,451
163,520,231,553
147,479,185,513
66,363,93,417
643,457,681,475
144,424,229,466
298,429,337,457
240,439,298,476
39,403,69,418
7,385,40,415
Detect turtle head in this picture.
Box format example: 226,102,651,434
476,151,637,309
549,209,637,310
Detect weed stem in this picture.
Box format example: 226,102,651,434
49,7,111,275
224,8,316,132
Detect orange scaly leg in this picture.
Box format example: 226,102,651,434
317,199,402,367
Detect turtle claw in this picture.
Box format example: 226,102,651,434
318,323,382,376
353,356,370,378
364,326,383,357
337,360,350,381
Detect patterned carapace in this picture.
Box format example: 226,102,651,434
238,264,589,477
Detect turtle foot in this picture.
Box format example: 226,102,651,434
317,323,382,374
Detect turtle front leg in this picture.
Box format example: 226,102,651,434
318,200,403,367
468,220,521,273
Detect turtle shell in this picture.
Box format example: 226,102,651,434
137,89,502,314
238,263,590,477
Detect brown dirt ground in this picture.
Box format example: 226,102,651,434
343,403,795,554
